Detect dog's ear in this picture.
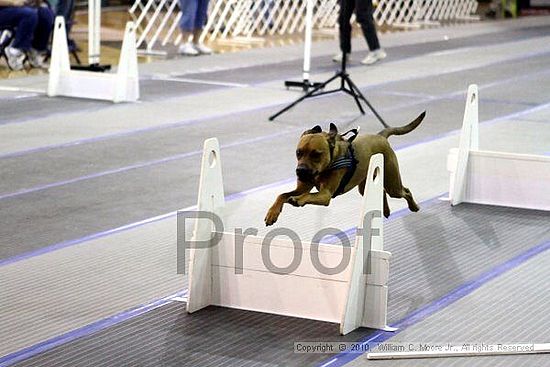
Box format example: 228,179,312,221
327,123,338,153
302,125,322,136
329,123,338,136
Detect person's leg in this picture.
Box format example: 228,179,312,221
338,0,355,54
0,7,39,51
194,0,209,33
0,7,38,70
192,0,212,54
178,0,199,54
57,0,75,39
179,0,197,39
32,6,54,51
355,0,380,51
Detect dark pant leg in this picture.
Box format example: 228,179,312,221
355,0,380,51
338,0,355,53
56,0,75,34
179,0,198,32
0,7,38,51
32,6,54,51
194,0,210,29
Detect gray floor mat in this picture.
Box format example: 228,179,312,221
0,84,529,260
12,202,550,367
175,25,550,86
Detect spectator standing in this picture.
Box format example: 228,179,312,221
178,0,212,56
0,0,54,70
334,0,386,65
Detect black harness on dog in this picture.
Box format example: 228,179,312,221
328,128,359,198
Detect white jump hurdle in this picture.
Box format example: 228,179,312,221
448,84,550,210
185,138,396,335
47,17,140,103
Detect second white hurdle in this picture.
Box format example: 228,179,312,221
448,84,550,211
183,138,397,335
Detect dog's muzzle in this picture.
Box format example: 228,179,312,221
296,165,315,182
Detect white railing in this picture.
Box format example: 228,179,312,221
129,0,478,54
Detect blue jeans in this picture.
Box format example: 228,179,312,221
179,0,210,32
0,5,54,51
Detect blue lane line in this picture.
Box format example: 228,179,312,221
323,194,447,245
0,176,295,268
0,192,445,366
2,91,547,205
0,128,300,202
0,290,189,367
0,97,289,161
3,48,550,161
317,239,550,367
3,82,549,204
2,93,547,265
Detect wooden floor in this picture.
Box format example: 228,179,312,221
0,6,492,80
0,8,398,80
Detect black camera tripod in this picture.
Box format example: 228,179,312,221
269,52,389,128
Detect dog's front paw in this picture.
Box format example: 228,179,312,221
265,208,280,226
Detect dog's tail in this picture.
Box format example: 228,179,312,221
377,111,426,138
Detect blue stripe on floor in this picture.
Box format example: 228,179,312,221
0,192,443,365
0,290,188,367
317,239,550,367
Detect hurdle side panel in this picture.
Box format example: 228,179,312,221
340,154,391,335
187,138,226,313
451,84,479,206
209,232,352,323
463,150,550,211
48,17,139,103
212,233,353,282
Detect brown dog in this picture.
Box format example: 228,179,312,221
264,112,425,226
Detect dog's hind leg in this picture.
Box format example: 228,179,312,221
384,153,419,214
402,187,420,212
383,191,391,218
359,180,390,217
358,179,366,195
387,185,419,213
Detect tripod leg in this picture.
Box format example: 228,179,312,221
269,73,341,121
347,77,389,128
344,78,365,115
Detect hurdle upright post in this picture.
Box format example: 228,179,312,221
89,0,101,65
340,154,396,335
186,138,225,313
450,84,478,205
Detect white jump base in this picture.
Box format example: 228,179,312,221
48,17,139,103
185,138,397,335
448,84,550,211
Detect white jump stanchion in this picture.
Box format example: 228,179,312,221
89,0,101,65
186,138,225,313
340,154,396,335
303,0,313,83
47,17,140,103
448,84,550,210
449,84,478,205
186,138,395,335
284,0,321,90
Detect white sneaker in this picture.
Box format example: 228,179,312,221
28,49,48,69
193,43,212,55
4,46,26,71
332,53,351,63
178,42,199,56
361,49,386,65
